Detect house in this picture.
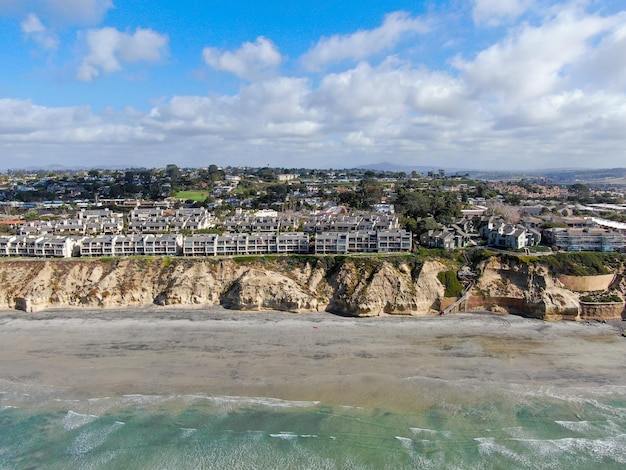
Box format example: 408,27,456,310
39,236,78,258
143,234,182,256
112,235,145,256
314,230,412,254
420,229,457,249
276,233,310,254
377,230,412,252
80,235,116,257
0,235,17,255
314,232,348,254
183,234,218,256
487,224,530,249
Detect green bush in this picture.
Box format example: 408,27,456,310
540,252,623,276
580,292,624,303
437,270,464,297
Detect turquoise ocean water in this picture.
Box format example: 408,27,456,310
2,381,625,469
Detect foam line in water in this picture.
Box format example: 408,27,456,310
62,410,99,431
205,395,321,409
180,428,197,439
269,432,298,440
410,427,452,439
395,436,413,449
510,435,626,463
67,421,125,456
475,437,532,466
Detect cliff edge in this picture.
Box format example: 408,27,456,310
1,254,623,319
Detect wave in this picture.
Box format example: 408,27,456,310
62,410,99,431
67,421,125,456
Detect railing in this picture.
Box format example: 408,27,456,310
440,283,474,315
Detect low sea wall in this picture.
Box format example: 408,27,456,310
441,295,580,320
440,296,525,314
558,274,615,292
579,301,625,321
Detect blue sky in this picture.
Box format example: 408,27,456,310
1,0,626,171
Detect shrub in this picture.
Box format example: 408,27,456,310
540,252,623,276
437,270,464,297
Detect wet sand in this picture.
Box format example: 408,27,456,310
1,308,624,410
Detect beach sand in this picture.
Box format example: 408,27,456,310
1,308,624,411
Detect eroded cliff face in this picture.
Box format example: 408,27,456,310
0,255,621,319
0,257,447,316
475,257,581,319
325,260,444,316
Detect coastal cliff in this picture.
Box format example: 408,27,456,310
0,254,624,319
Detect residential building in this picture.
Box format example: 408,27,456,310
314,230,412,254
542,228,624,252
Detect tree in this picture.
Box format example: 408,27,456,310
258,168,275,182
568,183,591,203
357,177,382,209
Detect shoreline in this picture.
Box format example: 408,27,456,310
1,308,625,411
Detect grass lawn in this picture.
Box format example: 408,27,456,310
174,190,209,202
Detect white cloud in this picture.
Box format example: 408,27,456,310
572,18,626,90
76,27,169,82
0,0,113,26
20,12,59,49
472,0,534,26
20,12,44,33
147,77,319,138
311,61,469,127
0,98,157,144
301,11,429,71
454,7,614,101
202,36,282,81
5,3,626,170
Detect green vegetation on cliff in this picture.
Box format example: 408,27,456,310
437,270,464,297
539,252,623,276
580,292,624,303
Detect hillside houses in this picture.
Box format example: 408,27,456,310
314,230,411,254
0,235,78,258
183,232,310,256
0,227,412,259
302,213,399,233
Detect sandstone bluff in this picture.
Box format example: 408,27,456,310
0,256,624,320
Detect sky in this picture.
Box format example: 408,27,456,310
1,0,626,171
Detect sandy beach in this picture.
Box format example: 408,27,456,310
1,308,625,410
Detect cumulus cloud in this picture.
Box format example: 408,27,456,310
0,98,160,144
20,12,44,33
572,19,626,90
5,2,626,170
472,0,534,26
20,12,59,49
301,11,429,71
76,27,169,82
0,0,113,26
202,36,283,81
454,7,614,101
147,77,319,139
312,61,469,124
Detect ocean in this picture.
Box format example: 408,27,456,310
1,309,625,468
2,380,625,468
